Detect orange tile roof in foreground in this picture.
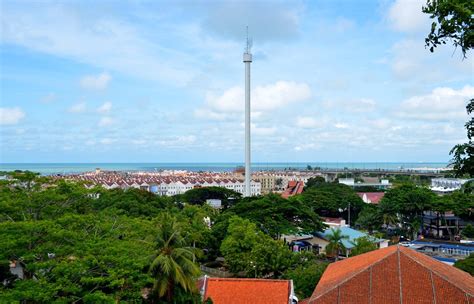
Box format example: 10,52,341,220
203,277,292,304
307,245,474,304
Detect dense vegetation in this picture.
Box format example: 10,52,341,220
2,171,474,302
0,172,338,302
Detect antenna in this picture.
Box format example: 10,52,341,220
245,26,252,53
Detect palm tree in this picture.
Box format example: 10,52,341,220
325,228,349,261
382,212,398,227
149,213,200,302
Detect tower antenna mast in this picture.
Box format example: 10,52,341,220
243,27,252,197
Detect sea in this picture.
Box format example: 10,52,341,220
0,162,449,175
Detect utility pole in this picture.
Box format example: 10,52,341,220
348,202,351,227
243,27,252,197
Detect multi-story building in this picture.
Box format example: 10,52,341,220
430,178,469,194
254,175,276,194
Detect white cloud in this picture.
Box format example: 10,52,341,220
98,116,114,127
242,123,277,136
389,39,472,81
97,101,112,114
68,102,86,113
294,143,321,151
296,116,325,129
323,98,377,113
194,108,228,121
40,93,56,104
0,107,25,125
100,138,116,145
388,0,429,32
203,1,300,42
334,123,349,129
1,5,196,85
157,135,197,147
396,85,474,121
132,139,147,145
80,72,111,90
203,81,311,114
333,17,354,33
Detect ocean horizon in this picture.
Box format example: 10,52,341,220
0,162,449,175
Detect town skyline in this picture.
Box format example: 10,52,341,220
1,0,473,163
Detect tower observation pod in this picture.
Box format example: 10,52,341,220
243,31,252,197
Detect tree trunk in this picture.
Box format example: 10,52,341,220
166,280,174,303
436,212,440,238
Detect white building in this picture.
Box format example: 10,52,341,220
430,178,469,194
145,179,261,197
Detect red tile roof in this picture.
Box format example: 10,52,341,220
357,192,385,204
203,277,292,304
307,245,474,303
323,217,345,224
282,181,304,198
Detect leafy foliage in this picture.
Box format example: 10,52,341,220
219,216,294,277
0,214,158,302
149,213,201,302
325,228,348,261
349,237,378,257
355,205,383,234
454,254,474,275
462,224,474,238
304,176,326,189
93,187,171,217
283,262,328,299
450,99,474,177
423,0,473,57
379,184,435,239
295,182,365,223
228,194,325,237
179,186,241,209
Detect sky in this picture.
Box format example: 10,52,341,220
0,0,473,163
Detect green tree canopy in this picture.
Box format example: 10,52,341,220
283,262,328,299
462,224,474,238
93,187,171,217
304,176,326,189
423,0,473,57
294,182,365,223
220,216,295,278
450,99,474,177
355,205,383,234
379,184,435,239
179,186,242,209
228,194,325,237
454,254,474,275
349,237,378,257
0,213,158,302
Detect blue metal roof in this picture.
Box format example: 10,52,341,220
411,240,474,252
315,227,382,249
433,256,457,263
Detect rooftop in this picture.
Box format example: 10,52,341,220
202,277,293,304
357,192,385,204
306,245,474,303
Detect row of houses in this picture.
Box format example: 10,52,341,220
66,173,262,196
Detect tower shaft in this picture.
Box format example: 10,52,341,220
243,52,252,197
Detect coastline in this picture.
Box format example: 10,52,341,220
0,162,449,175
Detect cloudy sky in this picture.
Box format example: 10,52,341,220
1,0,472,163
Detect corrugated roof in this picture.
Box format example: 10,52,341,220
307,245,474,303
203,277,291,304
